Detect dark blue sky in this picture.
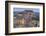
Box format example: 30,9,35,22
13,8,39,13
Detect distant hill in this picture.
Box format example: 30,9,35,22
13,11,39,20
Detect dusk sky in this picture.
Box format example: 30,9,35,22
13,8,39,13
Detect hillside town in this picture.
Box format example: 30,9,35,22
13,10,39,28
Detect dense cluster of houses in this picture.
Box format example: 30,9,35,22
13,10,39,27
